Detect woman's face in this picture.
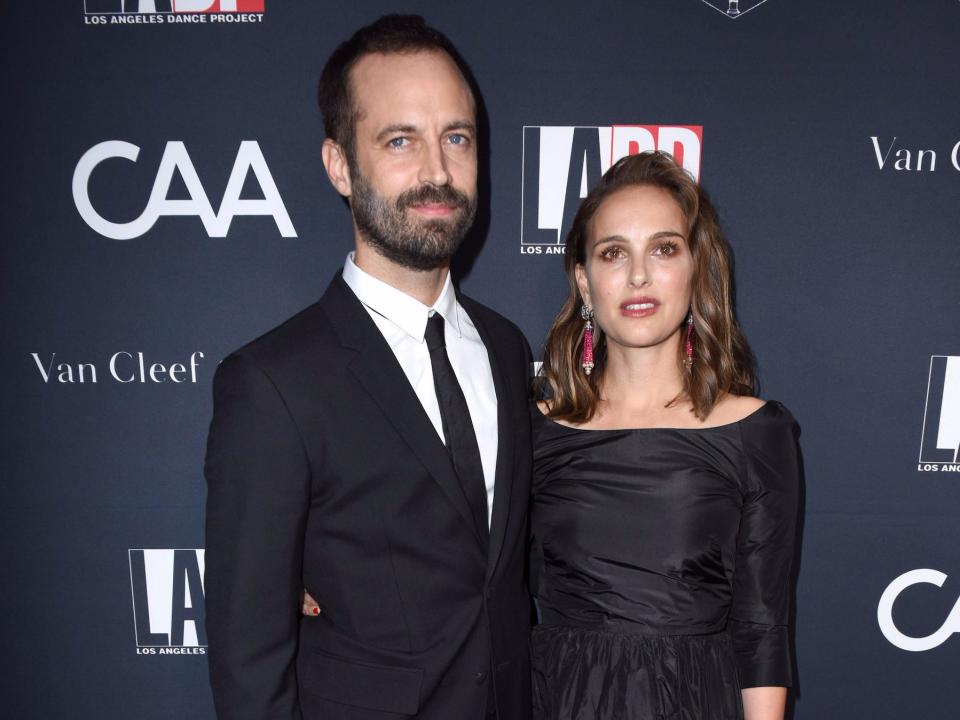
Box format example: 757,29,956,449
575,184,694,356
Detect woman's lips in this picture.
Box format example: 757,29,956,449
620,297,659,318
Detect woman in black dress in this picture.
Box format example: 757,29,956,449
532,151,800,720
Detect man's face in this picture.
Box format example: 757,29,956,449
345,50,478,271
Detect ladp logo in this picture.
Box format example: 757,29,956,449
918,355,960,470
73,140,296,240
520,125,702,253
84,1,265,13
129,549,206,654
878,569,960,652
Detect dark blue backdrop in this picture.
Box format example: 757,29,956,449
3,1,959,717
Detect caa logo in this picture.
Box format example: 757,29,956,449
520,125,702,251
878,569,960,651
128,549,206,654
918,355,960,469
73,140,296,240
84,1,265,13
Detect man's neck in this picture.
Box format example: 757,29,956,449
353,240,449,307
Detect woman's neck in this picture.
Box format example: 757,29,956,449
595,332,689,422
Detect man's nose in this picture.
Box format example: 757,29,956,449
418,140,451,187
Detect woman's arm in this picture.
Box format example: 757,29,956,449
742,686,787,720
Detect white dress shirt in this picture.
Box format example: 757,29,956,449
342,253,498,526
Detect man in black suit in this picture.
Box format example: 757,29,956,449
204,15,532,720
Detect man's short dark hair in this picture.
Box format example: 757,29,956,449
317,14,474,158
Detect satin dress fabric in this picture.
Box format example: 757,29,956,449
530,401,800,720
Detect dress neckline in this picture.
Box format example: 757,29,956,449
538,400,774,434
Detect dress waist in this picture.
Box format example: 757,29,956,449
533,622,731,644
535,610,729,638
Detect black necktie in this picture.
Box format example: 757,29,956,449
424,313,489,543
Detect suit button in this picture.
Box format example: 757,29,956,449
475,670,487,684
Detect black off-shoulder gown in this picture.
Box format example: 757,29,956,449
530,401,800,720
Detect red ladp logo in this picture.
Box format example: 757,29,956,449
84,1,264,13
174,1,264,11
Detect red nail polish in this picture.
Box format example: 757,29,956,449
312,607,319,616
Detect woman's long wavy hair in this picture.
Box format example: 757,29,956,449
538,151,756,423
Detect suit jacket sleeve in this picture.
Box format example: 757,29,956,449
204,353,310,720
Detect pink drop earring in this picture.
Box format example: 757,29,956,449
683,312,695,369
581,304,595,376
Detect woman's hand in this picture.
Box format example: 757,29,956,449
302,590,321,616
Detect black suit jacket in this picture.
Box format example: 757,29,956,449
205,274,533,720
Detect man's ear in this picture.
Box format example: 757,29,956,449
321,139,352,197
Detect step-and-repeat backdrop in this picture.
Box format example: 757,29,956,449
3,1,959,717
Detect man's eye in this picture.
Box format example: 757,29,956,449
388,137,408,149
447,133,468,146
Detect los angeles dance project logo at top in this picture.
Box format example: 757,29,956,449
520,125,703,255
128,549,207,655
918,356,960,472
83,1,264,25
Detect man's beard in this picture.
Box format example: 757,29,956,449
350,165,477,271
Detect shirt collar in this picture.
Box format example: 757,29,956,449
342,252,462,342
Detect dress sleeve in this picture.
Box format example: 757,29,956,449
729,402,802,688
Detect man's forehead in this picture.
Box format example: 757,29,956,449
348,49,475,119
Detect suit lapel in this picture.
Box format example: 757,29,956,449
463,299,517,582
320,275,483,546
